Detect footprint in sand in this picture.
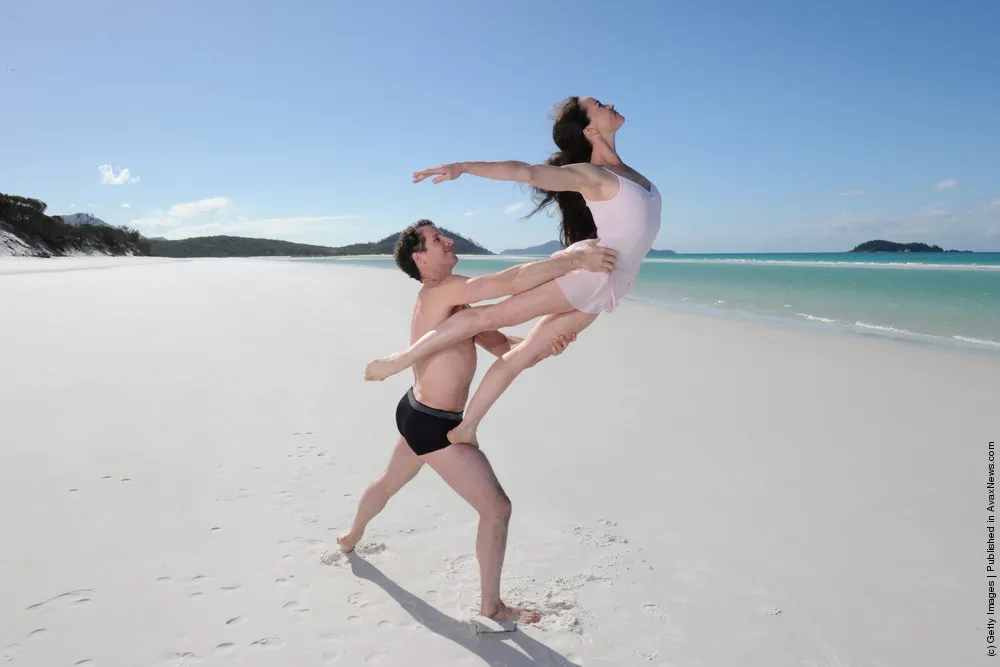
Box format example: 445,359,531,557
157,577,172,584
642,603,665,620
347,615,362,624
27,629,47,639
250,637,284,649
210,526,222,532
377,620,394,631
189,592,204,599
365,651,388,663
75,659,94,666
226,616,244,627
216,643,235,653
221,585,242,595
320,542,387,566
27,589,93,611
120,478,131,483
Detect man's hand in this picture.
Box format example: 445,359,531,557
503,333,574,356
550,333,576,356
567,239,617,273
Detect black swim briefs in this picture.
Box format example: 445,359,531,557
395,387,463,456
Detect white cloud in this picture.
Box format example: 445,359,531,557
918,208,950,218
990,198,1000,207
504,202,525,215
121,203,131,209
130,196,232,228
127,196,357,239
69,203,76,208
769,197,999,248
166,196,232,221
464,211,478,217
935,178,957,190
160,215,358,240
839,189,865,197
98,164,140,185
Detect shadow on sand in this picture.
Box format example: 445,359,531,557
348,554,577,666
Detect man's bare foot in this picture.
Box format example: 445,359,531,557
447,424,479,447
482,602,541,624
336,532,360,553
364,356,404,382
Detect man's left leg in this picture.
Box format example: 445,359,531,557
338,437,423,552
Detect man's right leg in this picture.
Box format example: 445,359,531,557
421,443,540,624
338,437,423,553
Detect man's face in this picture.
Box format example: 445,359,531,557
415,225,457,274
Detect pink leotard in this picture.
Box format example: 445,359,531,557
551,168,662,314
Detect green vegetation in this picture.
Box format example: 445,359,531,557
850,240,970,253
149,229,493,258
0,193,149,256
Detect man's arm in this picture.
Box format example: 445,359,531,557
437,240,616,307
474,330,576,359
473,330,513,358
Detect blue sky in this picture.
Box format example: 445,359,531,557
2,0,998,252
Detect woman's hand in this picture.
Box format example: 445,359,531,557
413,163,465,184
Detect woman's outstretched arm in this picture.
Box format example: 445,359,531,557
413,161,605,193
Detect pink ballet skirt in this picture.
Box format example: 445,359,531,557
551,240,632,314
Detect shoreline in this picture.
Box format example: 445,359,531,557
5,253,997,355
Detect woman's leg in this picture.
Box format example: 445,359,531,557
447,310,599,446
365,279,575,381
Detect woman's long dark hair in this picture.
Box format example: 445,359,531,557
524,96,597,248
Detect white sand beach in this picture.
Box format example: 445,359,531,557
1,257,995,667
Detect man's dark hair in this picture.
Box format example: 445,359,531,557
393,219,436,281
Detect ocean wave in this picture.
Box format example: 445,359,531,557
642,258,1000,271
854,321,917,335
851,322,1000,350
627,295,1000,353
952,335,1000,348
797,313,838,323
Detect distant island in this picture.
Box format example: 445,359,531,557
501,239,675,257
149,229,492,258
1,193,149,257
850,239,971,253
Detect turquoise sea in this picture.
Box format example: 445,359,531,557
304,252,1000,354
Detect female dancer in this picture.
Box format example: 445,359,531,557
364,96,662,445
